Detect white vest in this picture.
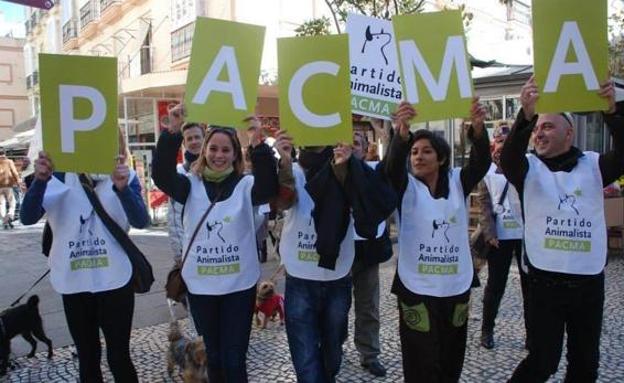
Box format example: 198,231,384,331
523,152,606,275
181,175,260,295
483,164,524,240
280,163,355,281
398,169,473,297
42,173,134,294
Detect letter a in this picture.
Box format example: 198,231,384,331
543,21,599,93
192,46,247,110
59,85,106,153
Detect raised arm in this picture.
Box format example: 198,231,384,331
460,97,492,196
382,101,415,197
272,130,297,211
597,80,624,186
250,142,278,206
500,76,539,194
152,130,190,204
112,162,150,229
20,151,53,225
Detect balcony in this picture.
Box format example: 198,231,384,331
79,0,99,39
171,22,194,63
99,0,122,24
62,20,78,48
119,46,155,80
26,74,32,90
32,70,39,87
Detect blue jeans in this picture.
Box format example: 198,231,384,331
285,274,352,383
188,286,256,383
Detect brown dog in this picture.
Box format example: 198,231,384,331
166,321,208,382
255,280,285,329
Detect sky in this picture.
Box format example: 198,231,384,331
0,1,26,37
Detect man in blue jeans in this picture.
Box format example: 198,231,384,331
275,142,395,382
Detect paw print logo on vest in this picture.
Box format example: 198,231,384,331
79,210,95,236
431,216,456,243
206,216,232,243
558,188,582,215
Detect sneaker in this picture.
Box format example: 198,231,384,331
361,360,387,377
480,330,495,349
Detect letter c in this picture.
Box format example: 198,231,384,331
288,61,341,128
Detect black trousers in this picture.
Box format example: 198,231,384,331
188,286,256,383
508,272,604,383
62,283,137,383
398,290,470,383
482,239,529,334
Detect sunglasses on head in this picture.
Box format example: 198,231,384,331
209,126,237,135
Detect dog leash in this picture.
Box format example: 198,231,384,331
9,269,50,307
268,264,285,283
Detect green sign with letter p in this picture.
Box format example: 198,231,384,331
39,54,118,174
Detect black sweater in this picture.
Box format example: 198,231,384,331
500,109,624,280
383,127,492,300
152,130,278,207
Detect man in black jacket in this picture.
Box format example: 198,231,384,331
502,76,624,382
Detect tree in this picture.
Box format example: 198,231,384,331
608,9,624,77
321,0,427,33
294,17,332,37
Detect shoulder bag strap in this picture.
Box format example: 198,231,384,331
178,187,223,269
78,174,144,258
498,181,510,206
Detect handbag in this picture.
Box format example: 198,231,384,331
165,188,222,302
79,174,154,294
470,181,510,261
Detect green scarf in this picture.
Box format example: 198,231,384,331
202,166,234,183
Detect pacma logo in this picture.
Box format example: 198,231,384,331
361,25,392,65
431,216,457,243
206,216,233,243
557,188,582,215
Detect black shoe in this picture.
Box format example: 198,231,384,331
361,360,386,377
480,330,495,349
7,221,13,229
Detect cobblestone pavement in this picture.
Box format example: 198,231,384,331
2,223,624,382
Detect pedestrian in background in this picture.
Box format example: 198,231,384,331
477,121,529,350
0,147,20,229
350,129,393,377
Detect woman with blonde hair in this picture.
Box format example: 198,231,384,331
153,122,289,383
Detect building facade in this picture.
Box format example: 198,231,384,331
0,36,29,143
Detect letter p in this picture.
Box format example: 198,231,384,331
59,85,106,153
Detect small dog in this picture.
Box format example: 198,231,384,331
167,321,208,383
0,295,53,376
255,280,285,329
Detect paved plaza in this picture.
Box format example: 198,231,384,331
1,222,623,382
